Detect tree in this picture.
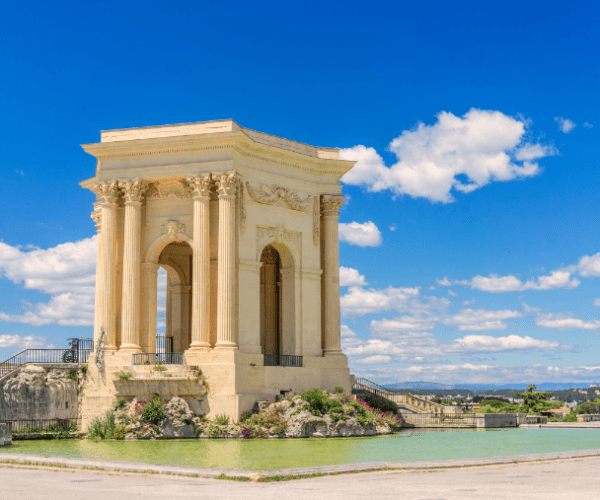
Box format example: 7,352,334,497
515,385,552,414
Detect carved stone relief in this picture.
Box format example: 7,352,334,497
238,179,246,234
246,182,311,211
161,221,187,239
313,196,320,246
146,179,191,200
256,225,302,264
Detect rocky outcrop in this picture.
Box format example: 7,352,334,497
0,365,79,421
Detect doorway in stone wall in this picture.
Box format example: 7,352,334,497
260,245,281,362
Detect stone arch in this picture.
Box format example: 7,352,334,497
256,237,298,268
145,225,193,265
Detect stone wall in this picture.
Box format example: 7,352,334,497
577,414,600,422
0,365,79,421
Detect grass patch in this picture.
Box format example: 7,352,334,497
215,473,251,481
258,473,326,482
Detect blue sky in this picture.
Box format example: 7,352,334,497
1,1,599,385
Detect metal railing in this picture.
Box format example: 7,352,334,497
1,419,78,434
401,412,477,427
132,352,183,365
264,354,303,367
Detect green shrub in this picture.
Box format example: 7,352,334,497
81,364,88,374
141,394,166,425
198,414,209,422
87,411,116,439
118,372,132,380
68,369,77,381
215,414,229,425
114,397,127,410
153,362,167,372
562,411,577,422
195,427,203,437
112,424,127,440
44,367,51,373
334,386,344,394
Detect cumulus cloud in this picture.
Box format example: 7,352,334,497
340,109,554,203
370,316,437,333
535,312,600,330
0,334,52,350
584,122,593,129
354,355,392,364
555,117,576,133
594,299,600,308
444,308,523,331
576,252,600,277
439,269,580,293
339,266,367,286
448,289,457,297
0,237,97,326
340,285,450,317
338,221,382,247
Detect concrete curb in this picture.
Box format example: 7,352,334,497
3,448,600,481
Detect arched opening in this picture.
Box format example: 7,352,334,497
155,241,193,355
260,245,281,357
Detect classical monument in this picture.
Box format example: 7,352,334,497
78,119,356,428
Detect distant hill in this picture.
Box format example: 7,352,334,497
383,381,599,392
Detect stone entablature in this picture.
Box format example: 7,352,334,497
78,119,356,427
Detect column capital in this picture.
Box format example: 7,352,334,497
215,172,238,198
187,173,212,199
94,181,120,205
91,208,102,232
120,179,146,203
321,195,344,217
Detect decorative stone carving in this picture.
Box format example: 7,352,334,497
261,246,279,264
146,180,190,200
91,209,102,231
187,174,212,199
246,182,311,211
256,225,301,263
94,181,119,204
120,179,146,203
313,196,320,246
238,179,246,234
321,195,344,217
215,172,237,197
161,221,186,239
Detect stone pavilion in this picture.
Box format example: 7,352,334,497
78,120,355,428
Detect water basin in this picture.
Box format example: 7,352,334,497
2,428,599,471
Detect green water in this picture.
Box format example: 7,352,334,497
3,429,600,471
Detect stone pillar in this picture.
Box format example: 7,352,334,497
91,205,103,350
95,181,120,350
321,195,344,355
140,263,159,353
215,172,238,349
187,174,212,349
119,179,145,350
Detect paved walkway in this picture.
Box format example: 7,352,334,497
2,453,600,499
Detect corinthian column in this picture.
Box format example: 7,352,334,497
321,195,344,356
94,181,119,350
187,174,212,350
91,204,103,351
119,179,145,350
215,172,238,349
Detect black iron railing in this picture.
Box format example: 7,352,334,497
0,338,93,379
1,419,78,434
264,354,303,367
132,352,183,366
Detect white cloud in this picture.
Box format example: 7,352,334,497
340,285,449,317
0,237,97,326
451,334,560,352
448,289,457,297
577,252,600,277
441,269,580,293
584,122,593,129
339,266,367,286
535,312,600,331
370,316,437,333
444,308,523,331
389,224,397,231
338,221,382,247
0,334,52,350
354,355,392,364
554,117,576,133
340,109,553,203
594,299,600,308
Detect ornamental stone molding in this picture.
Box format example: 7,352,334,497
321,194,344,217
146,179,191,200
94,180,119,204
119,179,146,203
161,221,187,239
91,208,102,231
246,182,311,211
313,196,320,246
256,225,301,264
215,172,238,197
186,174,212,199
238,179,246,234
